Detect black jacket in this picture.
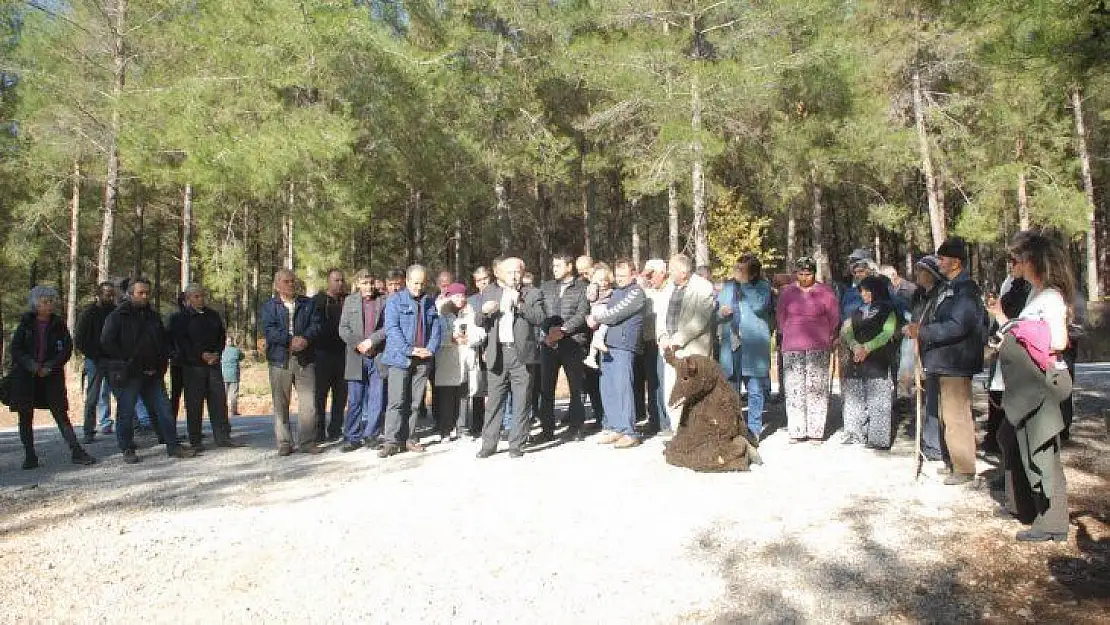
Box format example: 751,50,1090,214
100,301,171,377
539,277,590,344
74,301,114,360
311,291,346,352
171,306,227,367
8,313,72,410
919,272,986,377
474,284,547,369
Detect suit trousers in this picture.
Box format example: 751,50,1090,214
183,364,232,444
384,361,430,446
481,344,535,453
314,349,348,439
269,360,317,449
539,340,586,432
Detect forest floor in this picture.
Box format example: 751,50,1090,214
0,364,1107,624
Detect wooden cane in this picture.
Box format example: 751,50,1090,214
913,340,925,480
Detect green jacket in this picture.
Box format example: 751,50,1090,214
999,335,1071,515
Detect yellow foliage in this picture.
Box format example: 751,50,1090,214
707,193,781,280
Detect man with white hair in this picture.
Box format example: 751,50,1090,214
658,254,717,430
474,257,547,458
260,268,325,456
641,259,674,434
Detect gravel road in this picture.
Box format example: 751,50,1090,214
3,365,1108,624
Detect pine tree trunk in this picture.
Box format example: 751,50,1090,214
668,181,679,258
811,169,828,283
250,216,260,341
786,201,796,267
66,161,80,334
411,188,424,264
240,204,251,339
913,70,945,249
691,72,708,268
496,176,511,255
534,180,551,278
873,229,882,265
1071,87,1100,300
133,190,144,278
153,216,162,310
285,181,295,271
98,0,127,284
581,166,594,258
181,182,192,288
630,197,642,269
1016,137,1030,230
454,217,463,280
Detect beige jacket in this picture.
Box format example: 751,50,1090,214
662,274,716,358
434,306,486,395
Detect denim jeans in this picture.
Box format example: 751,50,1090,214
743,375,770,438
600,349,637,437
83,357,113,435
112,374,180,454
344,357,385,443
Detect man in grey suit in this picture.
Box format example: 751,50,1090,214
338,269,387,452
474,257,547,459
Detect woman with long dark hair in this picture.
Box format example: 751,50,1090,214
7,286,97,469
989,233,1074,542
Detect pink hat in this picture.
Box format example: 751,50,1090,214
443,282,467,297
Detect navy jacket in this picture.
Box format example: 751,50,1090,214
594,283,646,354
919,272,986,377
260,295,322,367
381,289,442,369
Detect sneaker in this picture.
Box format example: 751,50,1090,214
613,435,642,449
71,449,97,465
122,449,141,464
169,446,198,459
596,431,622,445
22,454,39,470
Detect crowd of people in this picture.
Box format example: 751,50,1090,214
4,234,1084,542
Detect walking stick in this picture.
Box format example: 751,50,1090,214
913,340,925,480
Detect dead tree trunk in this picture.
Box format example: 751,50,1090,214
1071,87,1100,300
181,182,192,288
914,70,945,249
66,161,80,334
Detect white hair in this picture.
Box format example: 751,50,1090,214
28,285,60,311
643,259,667,276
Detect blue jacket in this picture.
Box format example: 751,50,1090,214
381,289,442,369
260,295,322,367
717,279,772,379
919,272,986,377
594,283,646,353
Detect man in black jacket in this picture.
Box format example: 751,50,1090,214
474,257,547,458
172,284,244,450
538,253,590,442
905,238,985,485
75,281,118,442
312,268,348,441
101,278,197,463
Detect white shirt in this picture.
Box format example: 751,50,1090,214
1018,287,1068,352
498,288,517,343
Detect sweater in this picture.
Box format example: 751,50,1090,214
776,282,840,352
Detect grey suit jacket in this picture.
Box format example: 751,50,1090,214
338,292,386,381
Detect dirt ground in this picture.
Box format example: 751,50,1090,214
1,363,1107,623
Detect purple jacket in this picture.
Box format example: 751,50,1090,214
776,282,840,352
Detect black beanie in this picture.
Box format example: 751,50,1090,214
936,237,968,262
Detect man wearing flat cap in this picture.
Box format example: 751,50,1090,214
904,237,987,486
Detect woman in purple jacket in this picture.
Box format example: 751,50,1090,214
775,257,841,444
